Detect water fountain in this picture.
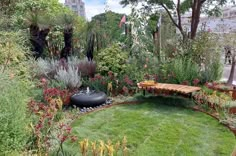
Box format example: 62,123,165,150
70,87,107,107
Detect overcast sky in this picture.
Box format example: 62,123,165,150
59,0,131,20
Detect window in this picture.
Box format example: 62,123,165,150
230,11,234,16
72,5,77,11
72,0,76,3
223,13,228,17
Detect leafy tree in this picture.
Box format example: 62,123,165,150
89,11,125,50
13,0,85,59
83,11,125,61
147,11,176,61
120,0,234,39
13,0,69,58
127,7,154,57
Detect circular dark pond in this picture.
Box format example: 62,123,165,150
71,89,107,107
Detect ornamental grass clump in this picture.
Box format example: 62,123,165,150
77,59,96,78
0,74,31,155
166,57,200,85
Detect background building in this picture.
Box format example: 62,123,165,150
64,0,86,18
223,6,236,20
179,5,236,34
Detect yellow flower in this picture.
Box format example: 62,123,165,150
105,144,114,156
122,136,127,148
91,141,97,155
79,139,89,155
212,91,217,98
123,147,128,156
115,141,120,151
99,140,105,156
107,82,113,92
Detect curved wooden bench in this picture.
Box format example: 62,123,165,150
137,82,201,96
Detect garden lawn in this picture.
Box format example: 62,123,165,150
67,96,236,156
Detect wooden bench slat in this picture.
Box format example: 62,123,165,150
138,82,201,95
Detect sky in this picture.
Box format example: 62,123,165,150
59,0,131,20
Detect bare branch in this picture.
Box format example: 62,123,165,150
160,3,186,39
160,3,178,28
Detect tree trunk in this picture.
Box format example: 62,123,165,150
227,54,235,86
60,26,73,60
153,30,160,61
30,24,40,58
86,32,95,61
191,0,202,39
30,24,50,59
96,33,99,51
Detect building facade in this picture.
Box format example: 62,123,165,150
179,5,236,34
223,6,236,20
64,0,86,18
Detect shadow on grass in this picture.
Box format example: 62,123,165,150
131,93,195,108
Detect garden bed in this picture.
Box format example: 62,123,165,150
193,86,236,115
205,82,236,100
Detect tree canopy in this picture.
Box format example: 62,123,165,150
88,11,125,51
120,0,235,39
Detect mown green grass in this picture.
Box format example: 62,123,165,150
66,96,235,156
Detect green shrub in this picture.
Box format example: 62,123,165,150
0,31,29,72
124,58,144,82
201,51,223,82
83,74,108,93
164,32,222,83
165,57,200,84
161,31,222,83
83,72,137,96
0,74,31,154
124,55,160,82
48,79,67,90
96,44,128,75
0,31,32,154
